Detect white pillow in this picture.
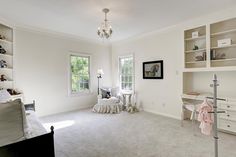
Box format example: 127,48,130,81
0,99,24,146
110,87,119,97
0,89,11,103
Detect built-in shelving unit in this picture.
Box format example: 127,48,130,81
0,23,13,89
184,25,206,68
210,18,236,68
184,17,236,71
183,17,236,134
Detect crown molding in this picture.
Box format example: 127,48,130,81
112,5,236,45
15,25,111,46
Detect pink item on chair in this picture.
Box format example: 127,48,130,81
197,99,214,135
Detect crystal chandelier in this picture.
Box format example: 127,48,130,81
97,8,113,39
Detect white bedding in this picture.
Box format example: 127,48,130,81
25,111,47,138
0,100,46,147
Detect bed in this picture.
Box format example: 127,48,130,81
0,99,55,157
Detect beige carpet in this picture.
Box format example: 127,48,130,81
41,109,236,157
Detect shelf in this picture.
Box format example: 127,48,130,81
185,35,206,41
183,66,236,72
0,53,13,57
185,61,206,64
211,58,236,62
211,29,236,36
211,44,236,50
0,67,13,70
0,39,13,44
0,80,13,83
185,48,206,53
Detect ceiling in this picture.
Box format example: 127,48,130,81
1,0,236,41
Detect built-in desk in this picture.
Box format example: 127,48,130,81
181,93,236,135
182,93,214,101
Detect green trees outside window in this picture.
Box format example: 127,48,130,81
70,55,90,93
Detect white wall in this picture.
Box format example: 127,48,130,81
111,6,236,119
184,72,236,98
9,5,236,119
112,28,183,119
14,28,112,117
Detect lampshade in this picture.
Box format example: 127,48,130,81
97,69,104,75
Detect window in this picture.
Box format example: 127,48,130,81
119,55,134,91
70,54,90,94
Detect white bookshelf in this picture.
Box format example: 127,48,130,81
210,18,236,68
184,25,207,68
184,17,236,71
0,23,13,89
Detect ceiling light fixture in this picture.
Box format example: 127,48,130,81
97,8,113,39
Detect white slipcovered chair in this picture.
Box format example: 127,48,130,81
93,87,123,114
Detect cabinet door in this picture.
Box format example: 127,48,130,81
219,102,236,111
219,110,236,121
219,119,236,133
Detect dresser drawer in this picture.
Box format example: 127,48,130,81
219,119,236,133
219,103,236,111
219,110,236,121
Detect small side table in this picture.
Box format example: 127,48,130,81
122,91,132,110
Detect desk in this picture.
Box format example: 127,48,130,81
181,93,236,134
182,93,213,101
181,93,212,124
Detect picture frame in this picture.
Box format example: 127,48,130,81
143,60,163,79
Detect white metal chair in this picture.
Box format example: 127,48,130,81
181,100,199,132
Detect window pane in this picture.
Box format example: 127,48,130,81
71,55,90,93
125,76,128,82
122,83,125,89
122,76,125,82
119,56,133,90
129,76,132,82
72,75,80,92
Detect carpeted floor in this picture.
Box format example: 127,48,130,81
41,109,236,157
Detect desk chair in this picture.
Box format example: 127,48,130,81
181,101,199,133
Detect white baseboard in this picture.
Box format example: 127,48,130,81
144,109,181,120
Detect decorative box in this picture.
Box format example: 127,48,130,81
217,38,232,47
192,31,199,38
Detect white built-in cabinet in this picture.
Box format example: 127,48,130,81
218,100,236,134
184,18,236,72
0,23,13,89
183,17,236,134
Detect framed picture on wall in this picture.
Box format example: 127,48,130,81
143,60,163,79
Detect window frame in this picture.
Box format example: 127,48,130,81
118,54,135,92
68,52,92,96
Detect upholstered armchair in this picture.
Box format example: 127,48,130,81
93,87,123,114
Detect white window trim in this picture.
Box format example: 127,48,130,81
118,54,135,93
68,52,92,96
